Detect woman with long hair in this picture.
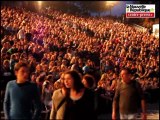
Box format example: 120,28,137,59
63,70,97,120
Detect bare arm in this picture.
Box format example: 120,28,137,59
112,100,117,120
112,83,120,120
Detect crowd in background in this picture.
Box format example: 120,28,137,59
1,6,159,114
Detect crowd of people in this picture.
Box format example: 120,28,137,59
1,5,159,119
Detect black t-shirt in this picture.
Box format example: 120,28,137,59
64,89,97,120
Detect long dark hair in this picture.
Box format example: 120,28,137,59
64,70,84,93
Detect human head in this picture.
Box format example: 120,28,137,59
14,62,30,82
59,72,65,84
43,80,50,89
82,74,95,89
11,54,16,60
36,64,42,73
64,70,84,92
120,68,132,83
45,75,53,82
36,75,45,84
87,59,92,66
30,72,36,83
3,60,10,68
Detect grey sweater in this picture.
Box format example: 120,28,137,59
3,80,42,119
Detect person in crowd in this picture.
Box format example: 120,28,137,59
3,62,42,119
50,73,67,120
63,70,97,120
41,76,53,110
82,59,94,75
71,58,83,74
36,74,46,95
17,26,25,40
112,68,147,120
110,73,119,92
1,60,14,107
82,74,96,90
10,54,18,72
1,5,159,119
30,72,36,83
1,60,14,89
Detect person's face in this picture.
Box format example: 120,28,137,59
59,74,65,87
82,79,88,88
121,70,131,83
60,74,64,83
3,61,10,68
15,67,29,82
64,74,74,89
36,65,41,72
87,60,92,65
31,74,36,82
113,74,117,79
43,65,48,72
101,81,106,88
3,43,7,48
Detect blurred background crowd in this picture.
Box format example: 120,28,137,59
1,5,159,118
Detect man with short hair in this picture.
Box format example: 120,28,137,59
112,68,146,120
3,62,42,119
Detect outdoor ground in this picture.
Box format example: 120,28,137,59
98,102,159,120
0,102,159,120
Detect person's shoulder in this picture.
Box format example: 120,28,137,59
85,88,95,96
135,80,141,87
30,81,37,85
7,80,16,85
6,80,16,87
52,89,64,100
28,81,38,88
132,80,140,85
54,89,62,93
29,82,38,88
52,89,62,97
131,80,141,88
